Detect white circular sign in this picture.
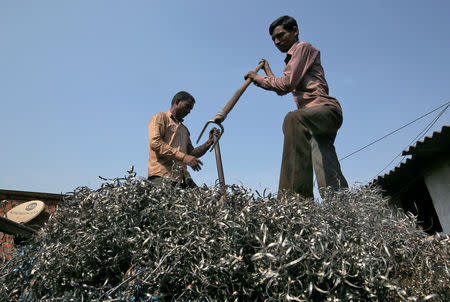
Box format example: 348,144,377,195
6,200,45,223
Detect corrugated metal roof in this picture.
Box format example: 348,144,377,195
402,125,450,156
374,125,450,188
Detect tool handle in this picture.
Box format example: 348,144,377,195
214,59,265,123
213,134,225,187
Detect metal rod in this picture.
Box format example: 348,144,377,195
213,134,225,187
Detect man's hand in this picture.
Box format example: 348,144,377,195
206,128,220,146
245,70,257,81
245,59,274,80
262,59,274,77
183,154,203,171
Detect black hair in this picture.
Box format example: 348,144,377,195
269,15,298,35
171,91,195,106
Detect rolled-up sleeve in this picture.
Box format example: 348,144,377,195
253,43,319,95
149,113,185,161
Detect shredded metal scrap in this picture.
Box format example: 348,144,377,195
1,172,449,301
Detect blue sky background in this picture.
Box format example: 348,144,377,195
1,0,449,195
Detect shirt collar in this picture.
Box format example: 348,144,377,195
284,41,299,64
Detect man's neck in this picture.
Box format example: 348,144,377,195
284,41,299,64
169,109,183,122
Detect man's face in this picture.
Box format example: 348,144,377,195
175,99,195,120
271,25,298,53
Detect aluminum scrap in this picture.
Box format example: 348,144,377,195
0,171,449,301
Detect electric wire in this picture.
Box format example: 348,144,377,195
375,105,448,178
338,101,450,162
372,103,449,179
310,101,449,191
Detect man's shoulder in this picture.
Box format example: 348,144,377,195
287,41,320,61
152,111,170,118
293,41,318,52
149,111,170,123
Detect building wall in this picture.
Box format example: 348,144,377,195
0,190,61,258
424,158,450,234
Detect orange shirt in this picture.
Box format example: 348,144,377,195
148,110,194,180
253,41,342,111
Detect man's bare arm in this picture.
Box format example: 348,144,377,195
191,128,219,157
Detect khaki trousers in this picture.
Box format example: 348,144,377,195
279,105,348,198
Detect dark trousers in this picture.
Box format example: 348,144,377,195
148,175,197,189
279,105,348,198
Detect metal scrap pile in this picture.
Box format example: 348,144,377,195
1,173,449,301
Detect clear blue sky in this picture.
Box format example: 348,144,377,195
1,1,449,194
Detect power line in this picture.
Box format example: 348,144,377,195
339,101,450,162
314,101,448,190
372,103,449,179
